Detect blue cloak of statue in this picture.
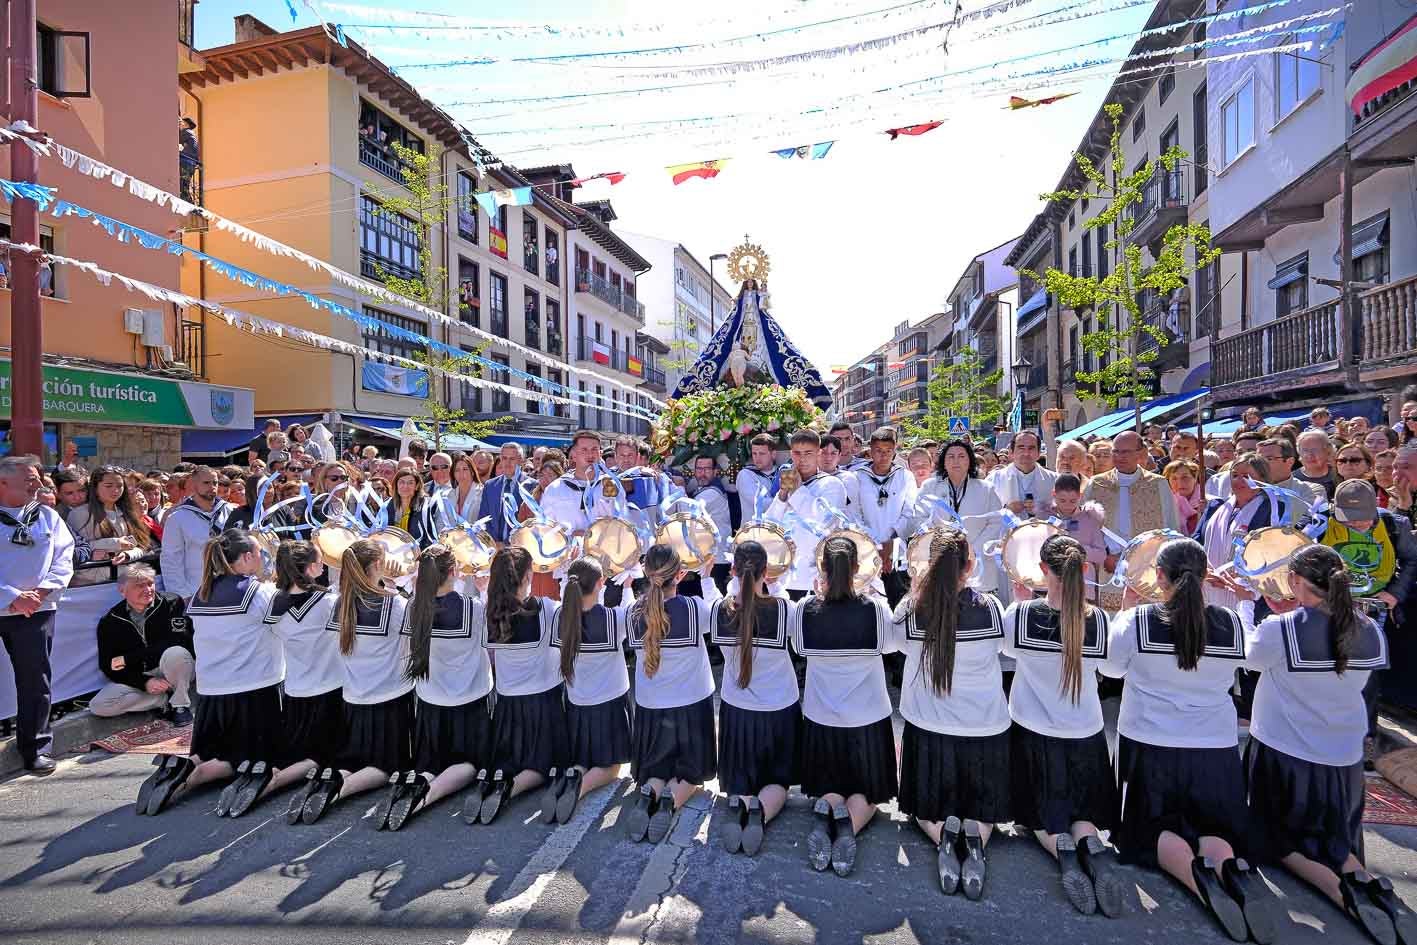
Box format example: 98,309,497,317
670,284,833,409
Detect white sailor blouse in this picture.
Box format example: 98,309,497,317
765,471,849,591
889,589,1010,738
1001,598,1109,739
401,590,492,707
789,595,897,728
628,582,721,710
483,597,561,697
325,590,412,705
711,596,799,713
188,574,282,696
263,587,342,698
551,592,635,707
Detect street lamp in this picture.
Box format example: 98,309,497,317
709,253,728,336
1011,355,1033,431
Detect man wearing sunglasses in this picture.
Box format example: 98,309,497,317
424,451,454,500
844,428,916,607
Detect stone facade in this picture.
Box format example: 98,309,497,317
63,424,183,472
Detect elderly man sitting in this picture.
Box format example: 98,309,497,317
91,565,196,725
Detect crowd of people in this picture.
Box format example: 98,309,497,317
5,403,1417,944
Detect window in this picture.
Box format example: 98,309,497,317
488,271,508,337
1069,247,1078,277
362,308,426,363
548,368,566,418
1096,221,1109,279
1068,324,1079,372
457,257,479,327
1081,232,1092,278
578,380,588,428
522,211,539,276
490,355,511,413
546,299,562,356
1193,83,1208,195
1270,253,1309,318
524,287,540,349
612,390,620,433
0,222,58,297
545,228,560,286
575,247,591,284
359,196,421,281
456,173,477,243
1132,107,1146,142
459,345,482,413
1346,212,1391,285
1221,76,1255,167
1195,237,1220,337
1068,210,1076,231
36,25,90,98
1276,39,1320,120
358,101,423,183
524,363,543,415
1159,66,1175,105
593,258,607,282
596,384,606,430
1160,120,1181,203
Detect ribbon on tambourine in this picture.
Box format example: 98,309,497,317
252,473,314,535
592,462,630,519
1220,479,1331,592
516,478,577,561
662,481,721,554
436,487,496,543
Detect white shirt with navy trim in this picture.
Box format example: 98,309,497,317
1001,598,1109,739
890,590,1009,737
790,594,896,728
711,595,799,713
1102,603,1246,748
484,596,561,697
552,593,634,707
189,575,283,696
264,588,342,698
629,582,721,710
326,590,412,705
401,590,492,707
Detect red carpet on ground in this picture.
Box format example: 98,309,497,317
1365,773,1417,827
90,718,191,756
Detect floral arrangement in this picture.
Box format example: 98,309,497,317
650,383,826,467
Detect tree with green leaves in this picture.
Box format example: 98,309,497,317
902,348,1010,443
1028,103,1220,431
366,143,504,451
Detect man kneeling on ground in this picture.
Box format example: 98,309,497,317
92,565,195,725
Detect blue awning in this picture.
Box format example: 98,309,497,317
1058,388,1210,441
482,432,572,450
343,413,404,438
182,413,323,457
1201,410,1309,437
1266,256,1308,291
1058,406,1133,441
1016,289,1049,335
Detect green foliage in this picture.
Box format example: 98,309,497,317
902,348,1010,443
1026,102,1220,417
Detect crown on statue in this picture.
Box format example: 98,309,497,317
727,234,770,285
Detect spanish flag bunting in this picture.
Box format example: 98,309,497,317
571,171,626,187
1007,92,1079,110
667,159,729,185
885,121,943,140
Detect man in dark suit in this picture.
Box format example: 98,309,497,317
477,442,528,544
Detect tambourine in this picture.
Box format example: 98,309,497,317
250,527,281,581
816,526,883,594
732,520,796,581
510,520,575,573
440,524,497,577
999,520,1063,590
585,516,645,576
367,526,420,579
1118,528,1188,603
656,511,718,571
311,522,360,570
906,531,934,581
1231,525,1314,601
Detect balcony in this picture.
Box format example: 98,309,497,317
1351,26,1417,163
179,155,202,206
360,250,420,284
178,319,205,378
1137,300,1190,374
576,334,642,376
575,267,645,323
359,136,405,184
847,378,886,400
1126,169,1188,253
641,365,667,393
1211,298,1343,392
1360,273,1417,371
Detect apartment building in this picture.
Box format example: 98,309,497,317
1007,226,1060,424
884,311,954,429
0,1,254,468
839,345,890,442
1206,0,1417,422
622,233,733,394
945,237,1021,416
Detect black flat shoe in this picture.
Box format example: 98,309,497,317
1220,857,1279,944
937,816,963,895
830,805,857,877
229,760,272,818
626,784,655,842
479,770,510,825
721,795,744,854
556,768,582,825
807,798,833,871
1192,856,1249,942
463,769,489,825
137,754,175,815
961,820,987,902
217,760,249,817
374,771,406,830
741,796,765,857
540,768,566,826
387,772,427,832
1344,870,1399,945
1079,835,1125,918
647,790,674,844
300,767,343,825
1367,874,1417,945
1055,834,1097,916
288,768,319,825
146,755,196,816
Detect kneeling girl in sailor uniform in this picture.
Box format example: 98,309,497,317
891,525,1010,900
543,557,635,825
712,540,800,857
793,536,897,878
1002,534,1124,918
1102,538,1279,943
466,545,565,826
374,544,493,831
299,539,413,824
625,544,721,844
137,530,283,816
1242,544,1415,945
259,540,344,823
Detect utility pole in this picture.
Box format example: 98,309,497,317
9,0,43,457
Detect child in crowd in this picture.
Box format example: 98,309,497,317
1051,474,1107,600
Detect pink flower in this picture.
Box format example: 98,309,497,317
688,431,698,443
738,423,752,435
675,425,686,435
720,429,732,441
767,419,780,431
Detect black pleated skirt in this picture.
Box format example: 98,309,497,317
717,701,801,796
339,690,416,773
413,694,494,774
1245,737,1366,871
491,684,568,776
280,687,344,767
631,695,717,785
1116,735,1251,866
799,715,898,805
898,721,1012,824
1010,724,1117,834
191,683,283,767
567,691,633,770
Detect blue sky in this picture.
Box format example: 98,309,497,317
196,1,1155,372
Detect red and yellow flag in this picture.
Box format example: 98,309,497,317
667,160,729,185
1007,92,1079,110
